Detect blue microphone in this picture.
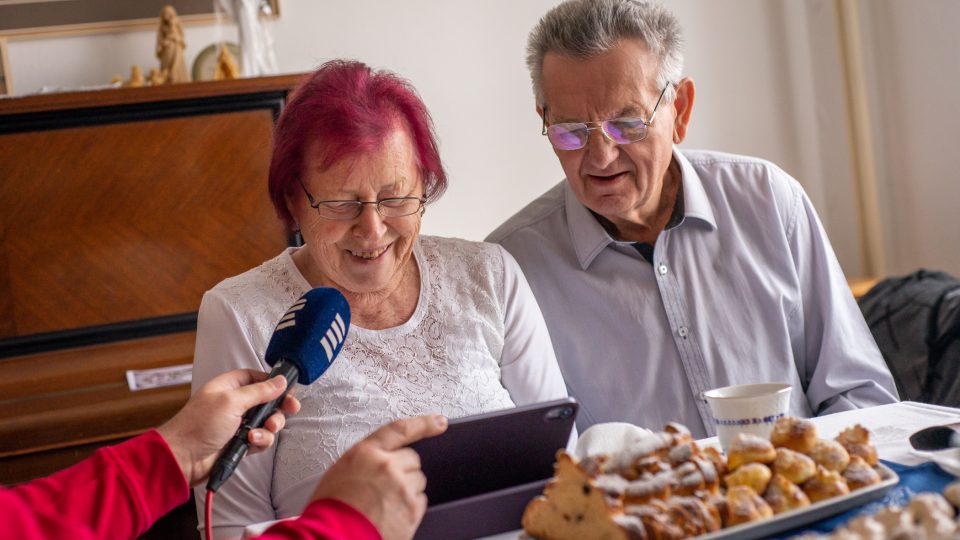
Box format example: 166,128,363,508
207,287,350,492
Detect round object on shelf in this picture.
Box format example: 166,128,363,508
192,42,241,82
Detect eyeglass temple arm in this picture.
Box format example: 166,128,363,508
298,181,318,207
647,84,671,125
540,83,668,135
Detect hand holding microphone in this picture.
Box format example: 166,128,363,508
207,287,351,492
157,369,302,487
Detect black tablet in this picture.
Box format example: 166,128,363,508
408,397,578,506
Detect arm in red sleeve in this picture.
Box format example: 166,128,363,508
2,430,189,540
255,498,381,540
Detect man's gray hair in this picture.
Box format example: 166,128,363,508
527,0,685,107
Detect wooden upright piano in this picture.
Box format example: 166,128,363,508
0,74,303,537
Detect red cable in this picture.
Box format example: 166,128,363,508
205,489,215,540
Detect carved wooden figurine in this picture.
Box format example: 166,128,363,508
156,5,189,83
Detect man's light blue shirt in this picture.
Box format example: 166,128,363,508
487,149,898,438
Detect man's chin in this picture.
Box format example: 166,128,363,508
585,193,633,214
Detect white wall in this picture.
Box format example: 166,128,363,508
6,0,958,278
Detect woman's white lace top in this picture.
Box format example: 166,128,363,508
191,236,568,537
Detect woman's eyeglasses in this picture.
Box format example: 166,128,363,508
542,84,671,151
300,182,426,220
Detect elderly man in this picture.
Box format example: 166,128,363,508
487,0,898,437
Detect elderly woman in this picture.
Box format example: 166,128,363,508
191,60,569,537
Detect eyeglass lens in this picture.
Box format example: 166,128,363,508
317,198,423,220
546,118,649,151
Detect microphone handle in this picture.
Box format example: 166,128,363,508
206,360,300,492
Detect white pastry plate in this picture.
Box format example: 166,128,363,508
696,462,899,540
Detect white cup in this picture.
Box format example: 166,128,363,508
703,383,792,454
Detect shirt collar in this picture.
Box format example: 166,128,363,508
673,148,717,231
565,147,718,270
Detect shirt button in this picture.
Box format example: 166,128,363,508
678,326,689,338
658,264,668,275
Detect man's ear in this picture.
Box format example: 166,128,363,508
672,77,695,144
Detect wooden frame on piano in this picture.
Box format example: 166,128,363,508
0,0,280,40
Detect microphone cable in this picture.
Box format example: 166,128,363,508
205,489,215,540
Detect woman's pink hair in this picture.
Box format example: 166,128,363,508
268,60,448,230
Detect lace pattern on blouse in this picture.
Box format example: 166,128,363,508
215,236,514,517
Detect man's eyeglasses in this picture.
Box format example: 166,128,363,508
299,182,426,221
541,84,671,151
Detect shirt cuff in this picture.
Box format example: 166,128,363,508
292,498,381,539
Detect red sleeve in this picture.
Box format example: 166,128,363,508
255,498,381,540
2,430,189,540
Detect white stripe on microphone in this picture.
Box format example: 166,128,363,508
320,336,333,361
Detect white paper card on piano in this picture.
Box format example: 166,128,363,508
126,364,193,391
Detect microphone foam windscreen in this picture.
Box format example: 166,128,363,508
264,287,351,385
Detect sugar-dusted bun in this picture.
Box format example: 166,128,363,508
764,473,811,514
672,461,705,497
844,515,887,539
725,485,774,527
808,439,851,472
611,515,650,540
726,433,777,471
835,424,879,467
670,456,721,498
772,447,817,485
842,455,881,491
691,456,721,496
872,505,913,530
907,493,955,523
666,496,722,536
667,440,701,466
625,501,682,539
664,422,693,445
701,446,728,479
802,465,850,503
623,471,673,505
724,462,772,495
770,416,817,454
615,433,675,480
634,456,670,476
700,492,730,528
